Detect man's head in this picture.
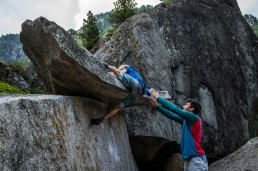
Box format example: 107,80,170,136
118,65,129,73
182,99,202,115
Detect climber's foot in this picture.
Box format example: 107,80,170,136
91,117,104,125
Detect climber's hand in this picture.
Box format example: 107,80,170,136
149,97,158,108
149,88,159,99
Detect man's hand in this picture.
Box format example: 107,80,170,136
149,97,158,108
149,88,159,99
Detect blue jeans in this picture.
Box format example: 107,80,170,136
118,72,143,108
184,155,208,171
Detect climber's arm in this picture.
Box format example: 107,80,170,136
149,97,183,124
157,97,199,125
156,105,184,124
150,89,198,125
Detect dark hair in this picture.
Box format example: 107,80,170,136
187,99,202,114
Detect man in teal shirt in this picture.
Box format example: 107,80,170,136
149,88,208,171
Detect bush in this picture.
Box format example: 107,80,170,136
106,26,118,36
0,82,30,94
31,88,43,94
7,59,30,80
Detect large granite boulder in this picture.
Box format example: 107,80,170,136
94,0,258,160
209,137,258,171
0,95,137,170
20,17,170,105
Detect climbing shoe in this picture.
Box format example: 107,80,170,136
103,62,109,69
91,117,104,125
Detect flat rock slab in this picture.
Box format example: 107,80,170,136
0,94,138,170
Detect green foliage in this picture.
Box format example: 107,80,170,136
106,26,119,36
76,5,152,37
7,59,30,80
76,38,84,47
244,14,258,37
109,0,137,26
0,82,30,94
253,25,258,36
31,88,43,94
95,12,113,37
80,11,100,50
0,34,23,62
67,29,78,37
136,5,153,14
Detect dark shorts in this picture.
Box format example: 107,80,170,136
118,72,143,108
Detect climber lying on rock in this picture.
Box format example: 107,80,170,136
91,62,151,125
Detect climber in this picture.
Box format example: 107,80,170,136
91,62,151,125
148,88,208,171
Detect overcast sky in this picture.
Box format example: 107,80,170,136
0,0,257,36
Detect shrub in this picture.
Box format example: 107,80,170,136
31,88,43,94
0,82,30,94
7,59,30,80
106,26,118,36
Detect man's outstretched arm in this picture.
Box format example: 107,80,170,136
156,105,184,124
150,89,199,125
149,97,183,124
157,97,199,125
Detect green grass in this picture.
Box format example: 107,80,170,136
0,82,30,94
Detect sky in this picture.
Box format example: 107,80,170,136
0,0,257,36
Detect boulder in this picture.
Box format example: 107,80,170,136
0,60,31,91
0,60,11,81
209,137,258,171
7,72,31,91
0,95,137,170
94,0,258,160
19,0,258,166
20,17,170,105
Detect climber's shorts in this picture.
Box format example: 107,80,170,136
184,155,208,171
118,71,143,108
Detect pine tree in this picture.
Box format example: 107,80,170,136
109,0,137,26
81,11,100,50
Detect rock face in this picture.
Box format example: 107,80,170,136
94,0,258,160
0,95,137,170
0,60,31,91
20,17,171,106
209,137,258,171
18,0,258,169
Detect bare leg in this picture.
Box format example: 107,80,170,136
104,104,121,120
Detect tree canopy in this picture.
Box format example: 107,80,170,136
109,0,137,26
81,11,100,50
